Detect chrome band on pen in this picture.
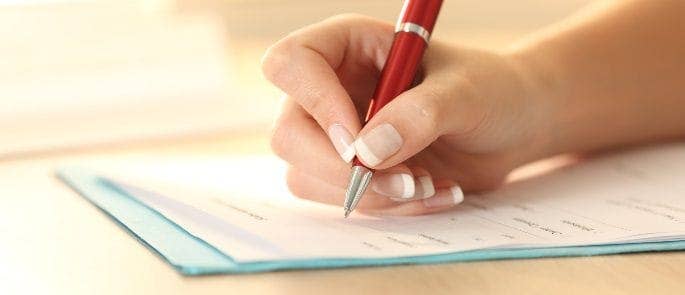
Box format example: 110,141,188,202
395,22,431,43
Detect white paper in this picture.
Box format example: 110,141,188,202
100,144,685,262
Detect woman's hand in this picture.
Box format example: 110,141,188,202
262,14,551,215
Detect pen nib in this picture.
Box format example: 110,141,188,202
342,166,373,218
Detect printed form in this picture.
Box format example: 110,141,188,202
101,144,685,262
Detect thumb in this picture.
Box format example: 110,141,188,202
353,80,483,169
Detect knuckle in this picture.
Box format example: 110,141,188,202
270,120,295,160
261,47,284,83
261,38,296,84
299,93,335,125
285,168,307,198
296,84,322,111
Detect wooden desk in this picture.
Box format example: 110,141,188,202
2,133,685,295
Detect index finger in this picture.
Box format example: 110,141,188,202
261,15,394,158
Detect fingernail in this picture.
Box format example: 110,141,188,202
354,123,403,166
417,176,436,199
371,173,414,199
423,185,464,208
327,124,355,163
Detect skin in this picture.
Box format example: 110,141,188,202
261,0,685,216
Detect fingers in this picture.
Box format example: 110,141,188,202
262,20,358,158
271,99,351,186
274,97,466,215
273,95,462,213
286,166,464,216
369,165,416,200
265,17,486,216
407,166,436,200
285,166,398,210
360,180,464,216
376,166,436,202
353,76,487,170
273,98,417,198
262,15,394,161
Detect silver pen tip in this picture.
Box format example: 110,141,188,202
342,166,373,217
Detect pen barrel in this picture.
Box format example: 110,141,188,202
354,0,442,168
397,0,443,33
363,32,427,122
363,0,442,123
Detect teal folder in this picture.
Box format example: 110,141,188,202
56,167,685,275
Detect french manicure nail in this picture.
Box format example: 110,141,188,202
371,173,414,199
390,176,434,202
327,124,355,163
423,185,464,208
354,123,403,166
417,176,436,198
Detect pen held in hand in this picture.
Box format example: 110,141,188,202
343,0,443,217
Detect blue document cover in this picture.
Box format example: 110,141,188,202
56,167,685,275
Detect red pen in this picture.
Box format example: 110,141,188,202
343,0,443,217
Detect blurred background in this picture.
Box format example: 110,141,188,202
0,0,593,158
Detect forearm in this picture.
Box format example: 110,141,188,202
508,0,685,157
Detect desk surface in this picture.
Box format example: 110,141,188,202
2,133,685,295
